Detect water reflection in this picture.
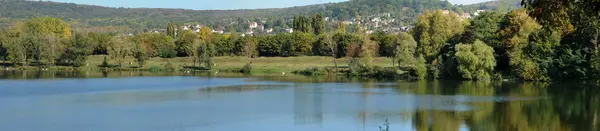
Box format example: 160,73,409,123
0,72,598,131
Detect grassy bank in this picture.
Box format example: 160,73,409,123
84,55,395,74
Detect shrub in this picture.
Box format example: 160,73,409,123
240,63,252,74
163,61,176,71
148,66,162,72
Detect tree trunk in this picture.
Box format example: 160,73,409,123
392,56,395,69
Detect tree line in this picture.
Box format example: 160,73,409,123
1,0,599,81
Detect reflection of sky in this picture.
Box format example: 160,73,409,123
0,77,536,131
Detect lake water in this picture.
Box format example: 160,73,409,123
0,71,598,131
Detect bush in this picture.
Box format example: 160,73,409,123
293,67,330,76
240,63,252,74
163,61,176,71
159,50,177,58
148,66,162,72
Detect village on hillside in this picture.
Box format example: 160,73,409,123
148,9,487,36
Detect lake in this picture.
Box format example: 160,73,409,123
0,70,598,131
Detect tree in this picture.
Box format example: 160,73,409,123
462,11,503,45
497,9,543,80
291,32,316,56
371,31,397,57
176,30,198,57
167,22,177,38
242,37,257,63
88,32,112,55
108,36,132,68
132,41,149,68
197,42,216,69
311,14,326,35
360,35,379,68
293,16,312,33
395,32,418,68
454,40,497,80
61,32,94,67
413,10,466,62
25,34,63,67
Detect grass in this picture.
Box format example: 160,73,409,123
85,55,395,74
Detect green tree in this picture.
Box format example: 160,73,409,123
176,30,198,57
88,32,112,55
497,9,545,80
61,32,94,67
132,41,149,68
454,40,497,80
462,11,503,45
413,10,466,62
396,32,418,68
311,14,325,35
197,42,216,69
108,36,132,68
167,22,177,38
371,31,397,57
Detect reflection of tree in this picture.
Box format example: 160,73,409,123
493,82,570,131
458,82,495,131
552,84,600,131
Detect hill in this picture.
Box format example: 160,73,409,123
0,0,521,33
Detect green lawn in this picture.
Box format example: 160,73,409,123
87,55,395,73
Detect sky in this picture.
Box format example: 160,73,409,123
52,0,493,10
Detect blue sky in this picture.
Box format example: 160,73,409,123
53,0,493,10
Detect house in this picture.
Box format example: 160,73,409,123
365,30,374,34
194,24,204,29
249,22,258,29
266,28,273,33
246,29,254,35
342,21,353,25
212,29,224,34
371,17,381,22
285,28,294,33
182,26,189,31
462,13,471,19
474,10,487,16
193,28,201,33
442,10,450,15
325,17,330,22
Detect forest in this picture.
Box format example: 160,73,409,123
1,0,598,81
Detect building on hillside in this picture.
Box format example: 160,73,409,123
474,10,487,16
246,29,254,36
442,10,450,14
182,26,190,31
193,28,200,33
461,13,471,19
266,28,273,33
325,17,330,22
342,21,353,25
249,22,258,29
285,28,294,33
194,24,204,29
365,30,374,34
371,17,381,22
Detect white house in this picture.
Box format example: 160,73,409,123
182,26,189,30
249,22,258,29
371,17,381,22
442,10,450,15
266,28,273,33
246,29,254,36
285,28,294,33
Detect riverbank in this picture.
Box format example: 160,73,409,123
1,55,398,75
